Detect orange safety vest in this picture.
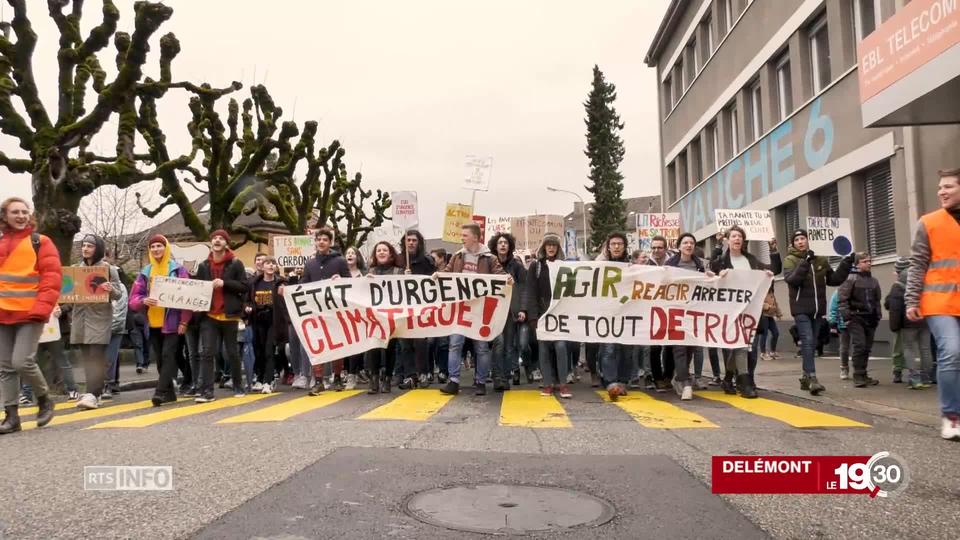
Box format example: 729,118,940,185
919,208,960,317
0,234,40,312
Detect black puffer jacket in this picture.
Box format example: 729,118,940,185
399,230,436,275
303,250,351,283
782,248,852,318
709,250,782,274
839,270,882,326
523,235,565,321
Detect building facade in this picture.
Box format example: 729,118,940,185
645,0,960,339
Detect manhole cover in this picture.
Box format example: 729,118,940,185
404,484,615,535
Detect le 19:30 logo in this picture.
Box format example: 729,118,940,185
830,452,910,498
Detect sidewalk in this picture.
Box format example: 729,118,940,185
755,352,941,427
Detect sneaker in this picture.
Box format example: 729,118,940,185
907,381,929,390
308,381,325,396
840,367,850,380
644,375,656,390
136,366,144,374
709,377,721,387
252,382,263,392
260,382,272,394
437,372,449,384
672,378,684,398
331,376,345,392
565,372,575,384
68,390,80,401
76,393,100,410
628,378,641,389
358,370,371,384
440,381,460,395
474,383,487,396
292,375,308,389
606,383,624,402
694,376,710,390
345,374,358,391
557,385,572,399
654,379,670,393
399,377,417,390
511,371,520,386
223,380,234,390
100,388,113,401
865,376,880,386
183,386,198,397
194,394,216,403
892,370,903,384
540,385,554,397
681,385,693,401
808,376,825,396
941,415,960,441
18,394,32,406
419,373,430,388
532,369,543,382
233,392,247,398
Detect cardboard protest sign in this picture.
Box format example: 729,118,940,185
564,228,578,258
443,204,474,242
149,276,214,311
464,155,493,191
806,216,854,256
537,262,772,348
485,216,512,241
59,266,110,303
391,191,419,230
273,235,314,268
39,316,61,343
637,213,681,251
714,209,775,240
361,225,405,260
284,274,512,365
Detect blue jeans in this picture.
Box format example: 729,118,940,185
927,316,960,416
538,339,568,386
105,333,123,385
448,334,491,384
600,344,633,386
794,314,822,376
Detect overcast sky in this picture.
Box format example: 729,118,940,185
3,0,669,239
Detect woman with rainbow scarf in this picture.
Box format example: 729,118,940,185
129,234,192,407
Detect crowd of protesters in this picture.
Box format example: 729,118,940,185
0,169,958,440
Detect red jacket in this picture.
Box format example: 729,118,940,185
0,227,63,324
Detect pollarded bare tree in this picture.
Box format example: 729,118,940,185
79,185,153,266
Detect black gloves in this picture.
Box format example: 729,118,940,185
805,251,816,263
842,252,856,265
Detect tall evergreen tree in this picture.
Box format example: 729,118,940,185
583,65,627,253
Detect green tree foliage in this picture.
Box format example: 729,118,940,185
583,65,627,252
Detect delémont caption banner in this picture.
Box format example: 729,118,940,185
536,262,772,348
284,274,513,365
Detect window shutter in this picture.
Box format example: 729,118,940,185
818,184,842,264
863,162,896,257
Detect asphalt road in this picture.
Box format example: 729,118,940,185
2,375,958,540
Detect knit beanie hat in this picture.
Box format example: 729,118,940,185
147,234,168,247
791,229,808,247
210,229,231,242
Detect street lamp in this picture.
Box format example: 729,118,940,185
547,186,590,257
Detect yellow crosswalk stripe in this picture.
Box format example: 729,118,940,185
697,391,871,428
21,399,189,432
358,389,453,421
86,394,275,429
597,390,718,429
20,401,84,416
499,390,572,428
217,391,364,424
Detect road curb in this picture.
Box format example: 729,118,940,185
760,385,938,429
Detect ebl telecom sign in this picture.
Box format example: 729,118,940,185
675,98,835,235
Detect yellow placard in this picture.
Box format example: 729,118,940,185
442,203,474,243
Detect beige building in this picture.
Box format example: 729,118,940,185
644,0,960,343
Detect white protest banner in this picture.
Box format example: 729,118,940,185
537,262,772,348
714,209,775,240
391,191,419,231
148,276,214,312
806,216,854,256
39,316,61,343
272,236,314,268
284,274,512,365
637,213,681,250
464,155,493,191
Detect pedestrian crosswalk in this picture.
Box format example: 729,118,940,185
14,387,871,433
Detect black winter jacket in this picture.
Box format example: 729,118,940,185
195,256,249,319
303,251,351,283
839,270,882,326
497,256,526,315
782,248,852,318
709,250,782,274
